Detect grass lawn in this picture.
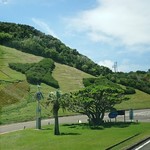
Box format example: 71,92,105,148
0,122,150,150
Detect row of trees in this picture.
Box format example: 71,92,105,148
83,77,136,94
9,58,59,88
106,71,150,94
0,22,112,76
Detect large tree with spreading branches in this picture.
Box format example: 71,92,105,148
67,80,128,126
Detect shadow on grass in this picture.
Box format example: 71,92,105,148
62,122,139,130
62,123,104,130
63,123,90,129
103,122,139,129
41,127,52,130
60,132,81,136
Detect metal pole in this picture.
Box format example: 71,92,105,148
36,100,41,129
36,85,42,129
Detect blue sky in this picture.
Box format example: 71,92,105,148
0,0,150,72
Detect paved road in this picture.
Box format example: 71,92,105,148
132,139,150,150
0,109,150,134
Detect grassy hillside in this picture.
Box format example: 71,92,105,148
0,45,149,125
0,22,112,76
116,89,150,110
0,81,29,107
0,45,93,124
0,45,43,81
53,63,93,92
0,45,93,92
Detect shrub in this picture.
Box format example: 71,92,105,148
124,87,136,94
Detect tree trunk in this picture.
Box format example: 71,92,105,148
88,111,105,126
54,109,60,135
53,99,60,135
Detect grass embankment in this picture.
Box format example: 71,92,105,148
0,81,29,107
0,122,150,150
0,45,43,81
116,89,150,110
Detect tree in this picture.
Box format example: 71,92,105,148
68,84,128,126
47,90,65,135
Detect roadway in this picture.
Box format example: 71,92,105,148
0,109,150,134
129,138,150,150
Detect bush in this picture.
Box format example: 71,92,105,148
124,87,136,94
9,58,59,88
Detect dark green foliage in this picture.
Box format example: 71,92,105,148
0,22,112,76
9,58,59,88
83,77,121,89
9,63,35,74
83,77,96,87
83,76,140,95
67,78,127,126
124,87,136,94
106,72,150,94
0,32,12,45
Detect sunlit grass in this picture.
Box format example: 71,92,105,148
53,62,93,93
0,122,150,150
116,89,150,110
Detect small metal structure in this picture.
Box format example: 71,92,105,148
35,85,44,129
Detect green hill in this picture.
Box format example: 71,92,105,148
0,45,93,91
0,22,112,76
0,22,149,93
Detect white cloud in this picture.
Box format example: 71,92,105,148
0,0,8,4
119,62,146,72
32,18,57,38
67,0,150,51
98,59,149,72
98,60,114,71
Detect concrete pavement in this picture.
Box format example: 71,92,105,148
0,109,150,134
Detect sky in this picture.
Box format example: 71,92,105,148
0,0,150,72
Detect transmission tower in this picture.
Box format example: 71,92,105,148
112,62,118,73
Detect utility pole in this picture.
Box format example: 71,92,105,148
35,85,43,129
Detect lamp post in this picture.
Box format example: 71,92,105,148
35,85,43,129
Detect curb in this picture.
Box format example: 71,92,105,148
106,133,140,150
126,136,150,150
